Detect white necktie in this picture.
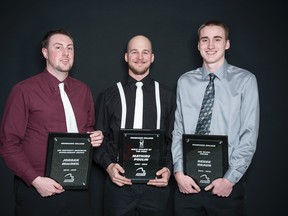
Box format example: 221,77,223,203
133,82,143,129
59,83,78,132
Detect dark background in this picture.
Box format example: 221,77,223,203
0,0,286,215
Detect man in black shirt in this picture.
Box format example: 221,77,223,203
94,35,176,216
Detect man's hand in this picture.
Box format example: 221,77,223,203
88,130,103,147
106,163,132,186
174,171,201,194
32,176,65,197
204,178,234,197
147,167,171,187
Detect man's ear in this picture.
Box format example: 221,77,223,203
42,48,48,59
225,40,230,50
151,53,155,63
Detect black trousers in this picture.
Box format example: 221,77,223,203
103,176,175,216
174,180,247,216
89,162,107,216
14,176,92,216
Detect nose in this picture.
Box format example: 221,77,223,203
62,48,69,56
207,41,215,49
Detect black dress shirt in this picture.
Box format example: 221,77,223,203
94,74,176,172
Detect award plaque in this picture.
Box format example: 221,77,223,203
183,134,228,188
45,132,92,190
119,129,163,183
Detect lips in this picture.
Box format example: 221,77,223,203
61,59,70,63
206,51,216,54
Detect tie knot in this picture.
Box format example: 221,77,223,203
209,73,216,81
136,82,143,88
59,82,65,90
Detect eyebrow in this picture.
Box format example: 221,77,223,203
129,48,151,52
52,42,74,46
200,36,223,40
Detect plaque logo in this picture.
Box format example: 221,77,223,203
64,173,75,183
139,138,144,148
135,167,146,177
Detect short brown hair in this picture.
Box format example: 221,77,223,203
197,20,229,41
41,29,73,48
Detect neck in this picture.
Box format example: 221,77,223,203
128,71,149,81
46,67,69,82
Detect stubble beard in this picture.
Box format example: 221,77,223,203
56,63,73,73
129,64,150,76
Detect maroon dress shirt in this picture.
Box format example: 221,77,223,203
0,69,95,186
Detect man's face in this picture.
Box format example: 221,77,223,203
42,33,74,74
125,36,154,77
198,25,230,66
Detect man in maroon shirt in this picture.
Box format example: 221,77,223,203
0,29,103,216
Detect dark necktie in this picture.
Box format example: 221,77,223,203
195,73,216,135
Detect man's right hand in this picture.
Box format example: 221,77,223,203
106,163,132,187
32,176,65,197
174,171,201,194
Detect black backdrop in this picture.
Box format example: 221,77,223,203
0,1,286,215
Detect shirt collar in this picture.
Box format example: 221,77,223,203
126,74,154,89
201,60,228,80
42,68,72,92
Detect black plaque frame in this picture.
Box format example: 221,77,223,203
183,134,228,188
45,132,92,190
119,129,163,183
